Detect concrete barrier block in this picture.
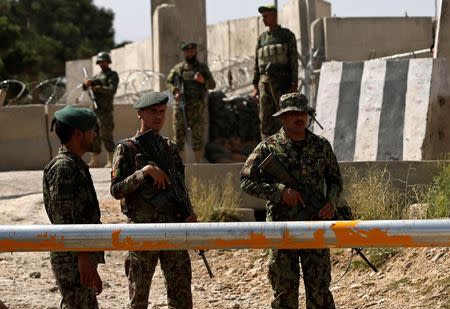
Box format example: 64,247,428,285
315,58,450,161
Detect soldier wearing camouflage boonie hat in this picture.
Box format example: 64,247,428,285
241,93,342,308
272,92,315,117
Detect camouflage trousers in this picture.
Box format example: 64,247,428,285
125,250,193,309
269,249,335,309
50,254,99,309
173,98,207,151
93,109,115,154
258,81,289,139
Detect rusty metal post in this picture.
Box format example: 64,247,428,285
0,220,449,252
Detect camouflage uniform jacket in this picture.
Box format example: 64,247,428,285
43,146,104,263
166,60,216,100
241,128,343,221
110,132,185,223
253,26,298,86
90,68,119,112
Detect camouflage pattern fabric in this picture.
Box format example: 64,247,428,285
258,81,288,138
167,60,216,151
173,98,206,151
90,68,119,153
269,249,334,309
110,133,193,308
253,26,298,139
43,147,104,308
125,244,192,309
50,253,99,309
240,128,342,309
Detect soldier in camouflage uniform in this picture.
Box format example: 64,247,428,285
241,93,342,309
253,5,299,139
83,51,119,168
43,105,104,309
110,92,195,309
166,42,216,163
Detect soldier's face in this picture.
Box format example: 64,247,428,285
262,11,277,27
98,60,109,70
81,129,96,152
183,48,197,61
138,104,167,132
280,111,308,134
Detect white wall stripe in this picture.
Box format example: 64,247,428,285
353,60,386,161
314,61,342,144
403,59,433,160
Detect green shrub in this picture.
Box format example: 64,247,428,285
425,162,450,218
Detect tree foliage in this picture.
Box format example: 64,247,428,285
0,0,115,82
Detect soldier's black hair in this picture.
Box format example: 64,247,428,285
52,119,75,144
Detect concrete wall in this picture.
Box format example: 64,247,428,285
0,104,175,171
321,17,433,61
65,59,92,105
314,58,450,161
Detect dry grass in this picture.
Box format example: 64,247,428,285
189,173,241,222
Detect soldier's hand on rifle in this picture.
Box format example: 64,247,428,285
77,253,103,294
83,79,93,88
142,164,170,190
252,86,259,100
281,188,305,208
194,72,205,84
318,202,335,219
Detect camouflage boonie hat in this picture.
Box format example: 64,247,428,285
181,42,197,50
133,92,169,110
272,93,314,117
258,4,277,13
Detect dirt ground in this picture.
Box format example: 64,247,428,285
0,170,448,309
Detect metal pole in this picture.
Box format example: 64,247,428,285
0,220,449,252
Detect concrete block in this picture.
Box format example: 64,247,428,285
65,59,92,105
315,58,450,161
324,17,432,61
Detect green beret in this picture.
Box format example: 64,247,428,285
181,42,197,50
273,93,315,117
133,92,169,110
258,4,277,13
54,105,97,131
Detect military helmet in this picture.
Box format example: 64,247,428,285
96,51,111,64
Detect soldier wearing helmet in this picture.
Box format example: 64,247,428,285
83,51,119,168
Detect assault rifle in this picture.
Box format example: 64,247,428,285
134,129,214,278
258,152,378,272
82,66,98,110
173,74,194,161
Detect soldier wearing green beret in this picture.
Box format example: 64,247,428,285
253,4,299,139
110,92,195,309
166,42,216,163
241,93,342,309
43,105,104,308
83,51,119,168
